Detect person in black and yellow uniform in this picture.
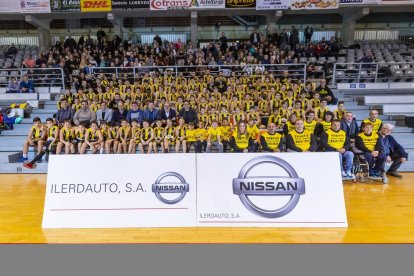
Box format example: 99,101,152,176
23,118,59,169
315,111,334,137
229,121,255,153
163,119,176,153
139,120,154,154
195,121,208,153
185,122,197,153
314,98,330,121
175,117,187,153
283,113,297,136
334,101,346,120
56,120,75,155
260,123,283,152
360,109,383,134
219,118,232,153
356,122,387,178
128,119,141,154
81,121,104,154
21,117,46,162
286,119,317,152
320,119,354,179
100,120,116,154
267,108,282,128
152,120,165,153
73,123,86,154
115,119,130,154
304,110,317,134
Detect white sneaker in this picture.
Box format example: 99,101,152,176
341,171,347,177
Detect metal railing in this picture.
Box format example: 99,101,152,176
332,62,414,84
0,68,65,88
88,64,307,82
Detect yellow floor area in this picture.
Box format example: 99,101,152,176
0,173,413,243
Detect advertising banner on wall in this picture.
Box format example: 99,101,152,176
149,0,224,10
197,153,347,227
226,0,256,8
112,0,150,9
42,154,197,228
20,0,51,13
50,0,81,12
339,0,379,4
43,153,347,228
0,0,21,13
80,0,112,11
256,0,289,9
290,0,339,9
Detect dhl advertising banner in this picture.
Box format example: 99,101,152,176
225,0,256,8
43,153,347,228
43,154,197,228
50,0,81,12
21,0,51,13
290,0,339,9
80,0,112,11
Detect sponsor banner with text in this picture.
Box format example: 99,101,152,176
226,0,256,8
112,0,150,9
256,0,289,9
339,0,379,4
149,0,224,10
0,0,20,13
290,0,339,9
80,0,111,11
21,0,51,13
43,153,347,228
42,154,197,228
50,0,81,12
197,153,347,227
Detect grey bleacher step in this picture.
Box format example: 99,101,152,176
31,109,57,114
356,120,396,125
398,161,414,172
0,161,47,174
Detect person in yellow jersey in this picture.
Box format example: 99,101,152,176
152,120,165,153
219,118,232,152
21,117,46,162
229,121,254,152
73,123,86,154
206,120,223,153
115,119,130,154
314,98,330,121
185,122,198,153
315,111,334,137
100,120,116,154
260,123,283,152
267,108,282,128
304,110,317,134
334,101,346,120
283,113,297,136
320,119,354,179
360,109,383,134
195,121,208,153
23,118,59,169
286,119,317,152
139,120,154,154
163,119,176,153
128,119,141,154
356,122,387,178
81,121,104,154
56,119,75,155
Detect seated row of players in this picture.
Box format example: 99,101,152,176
21,112,408,181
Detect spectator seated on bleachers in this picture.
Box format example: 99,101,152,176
5,43,18,58
19,75,34,93
6,77,20,93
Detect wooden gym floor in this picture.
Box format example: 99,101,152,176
0,173,413,243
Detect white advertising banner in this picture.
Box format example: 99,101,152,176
256,0,289,10
197,153,348,227
21,0,51,13
42,154,197,228
0,0,21,13
339,0,379,4
150,0,224,10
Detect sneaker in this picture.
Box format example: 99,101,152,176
346,171,354,179
369,172,381,178
23,162,34,169
37,159,43,163
18,157,28,163
341,170,347,177
386,171,402,178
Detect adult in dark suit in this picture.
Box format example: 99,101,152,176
158,102,177,125
179,101,198,124
142,101,159,127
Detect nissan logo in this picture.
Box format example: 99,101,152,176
232,156,306,218
152,172,189,204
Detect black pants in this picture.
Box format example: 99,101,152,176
388,153,405,172
195,141,206,153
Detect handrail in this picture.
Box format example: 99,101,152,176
0,68,65,88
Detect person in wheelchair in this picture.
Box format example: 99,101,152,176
320,119,354,180
379,124,408,178
355,122,387,178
